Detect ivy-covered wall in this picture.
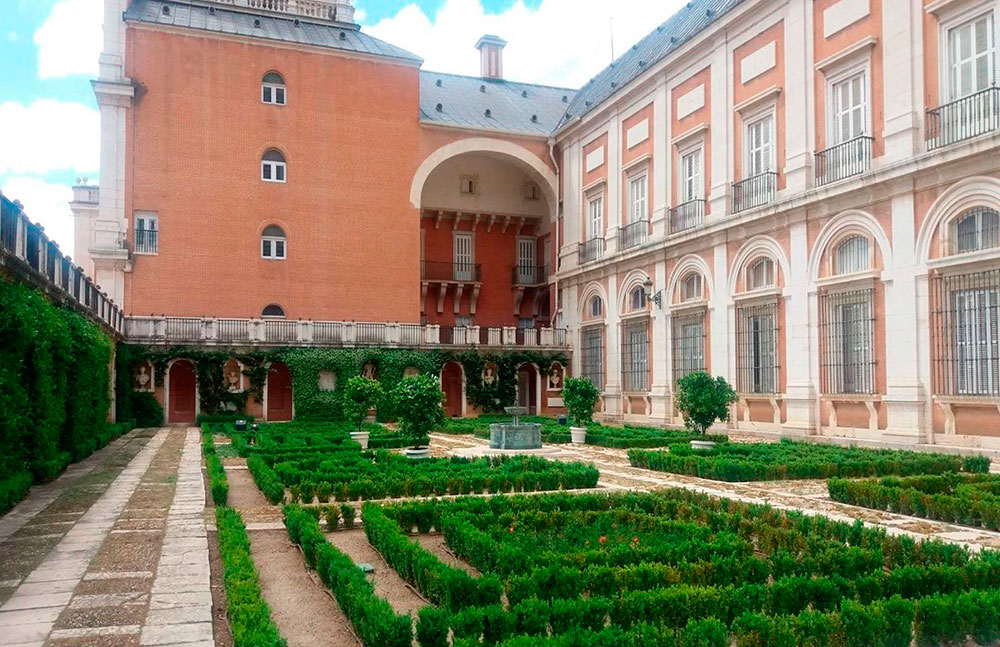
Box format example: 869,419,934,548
117,346,568,422
0,276,120,513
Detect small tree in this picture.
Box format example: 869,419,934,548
392,375,445,449
563,377,601,427
675,372,737,435
342,376,383,432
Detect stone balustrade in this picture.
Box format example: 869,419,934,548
209,0,356,23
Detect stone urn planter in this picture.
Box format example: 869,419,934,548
570,427,587,445
349,431,370,450
690,439,716,451
404,447,430,460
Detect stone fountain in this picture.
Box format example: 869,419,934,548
489,406,542,450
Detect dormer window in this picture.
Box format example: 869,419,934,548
262,72,286,105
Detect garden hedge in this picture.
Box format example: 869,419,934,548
628,439,987,482
201,425,228,506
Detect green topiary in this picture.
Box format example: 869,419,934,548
563,377,600,426
391,375,445,449
675,372,738,435
342,376,383,432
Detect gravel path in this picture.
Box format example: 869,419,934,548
325,530,427,618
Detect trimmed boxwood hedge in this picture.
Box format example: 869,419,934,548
628,439,987,482
201,425,228,506
828,471,1000,530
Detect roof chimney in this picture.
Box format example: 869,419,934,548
476,35,507,80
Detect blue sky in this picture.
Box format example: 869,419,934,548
0,0,680,255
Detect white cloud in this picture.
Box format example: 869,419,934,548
366,0,688,88
35,0,102,79
0,100,100,176
1,177,76,257
6,31,17,42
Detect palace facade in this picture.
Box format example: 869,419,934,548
74,0,1000,448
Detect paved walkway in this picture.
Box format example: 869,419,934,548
0,428,212,647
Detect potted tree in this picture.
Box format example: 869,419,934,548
675,372,737,450
342,376,382,449
391,375,444,459
563,377,600,444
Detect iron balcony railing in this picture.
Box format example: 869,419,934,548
815,136,874,186
579,237,605,265
134,228,158,254
125,316,570,349
732,172,778,213
927,87,1000,150
618,220,649,251
421,261,482,283
669,199,705,234
0,191,125,336
512,265,549,286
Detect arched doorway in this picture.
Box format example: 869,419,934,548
168,360,197,424
441,362,464,418
517,364,538,414
266,363,293,422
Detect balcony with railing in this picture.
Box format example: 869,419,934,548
421,261,483,283
134,228,158,255
1,191,125,336
815,136,874,186
669,200,705,234
732,172,778,214
927,87,1000,150
618,220,650,251
512,265,549,286
126,316,569,350
579,237,605,265
208,0,356,23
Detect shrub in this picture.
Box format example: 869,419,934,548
391,375,445,448
514,598,550,636
563,378,601,426
131,392,164,428
417,607,449,647
675,372,737,435
202,427,229,506
341,504,356,529
682,618,727,647
342,376,383,432
248,456,285,504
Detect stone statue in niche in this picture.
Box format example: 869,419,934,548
135,363,152,392
403,366,421,378
548,364,564,391
482,362,498,385
223,359,242,393
362,362,378,381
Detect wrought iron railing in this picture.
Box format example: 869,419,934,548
815,136,874,186
618,220,649,251
927,87,1000,150
421,261,483,283
579,237,605,264
134,228,158,254
512,265,549,286
670,200,705,234
732,172,778,213
932,269,1000,397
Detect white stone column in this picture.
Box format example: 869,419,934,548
711,243,730,379
881,0,921,160
783,0,812,194
884,191,926,442
560,142,582,271
648,259,670,422
709,38,731,217
652,82,670,240
605,117,622,255
603,273,623,420
783,219,817,435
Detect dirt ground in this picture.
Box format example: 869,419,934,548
413,534,481,577
325,529,428,618
225,464,272,511
249,530,360,647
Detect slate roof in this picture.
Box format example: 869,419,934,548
419,72,576,137
124,0,422,64
558,0,746,131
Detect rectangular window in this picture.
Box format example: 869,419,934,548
934,270,1000,397
455,315,473,328
820,288,875,394
516,237,537,283
672,310,706,384
736,301,779,394
680,148,703,203
628,174,648,224
949,13,996,100
518,317,536,330
831,71,867,144
622,319,650,392
261,236,286,260
588,195,604,240
453,232,474,281
745,113,774,177
134,213,158,255
262,160,286,183
582,326,604,391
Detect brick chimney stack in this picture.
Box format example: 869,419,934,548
476,35,507,80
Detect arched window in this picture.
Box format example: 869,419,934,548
747,258,775,290
834,235,871,275
261,304,285,318
261,225,286,259
261,149,287,183
680,273,702,302
628,286,647,312
589,296,603,318
952,207,1000,255
262,72,286,105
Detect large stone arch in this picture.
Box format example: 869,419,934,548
667,254,713,304
807,210,893,285
728,235,792,297
410,138,558,210
618,268,652,314
915,176,1000,266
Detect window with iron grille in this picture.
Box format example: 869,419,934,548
680,273,702,302
736,300,779,394
933,269,1000,396
672,310,706,384
581,326,604,390
747,257,775,290
834,235,870,275
952,207,1000,255
622,319,649,392
820,288,876,394
589,296,603,318
135,212,158,255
